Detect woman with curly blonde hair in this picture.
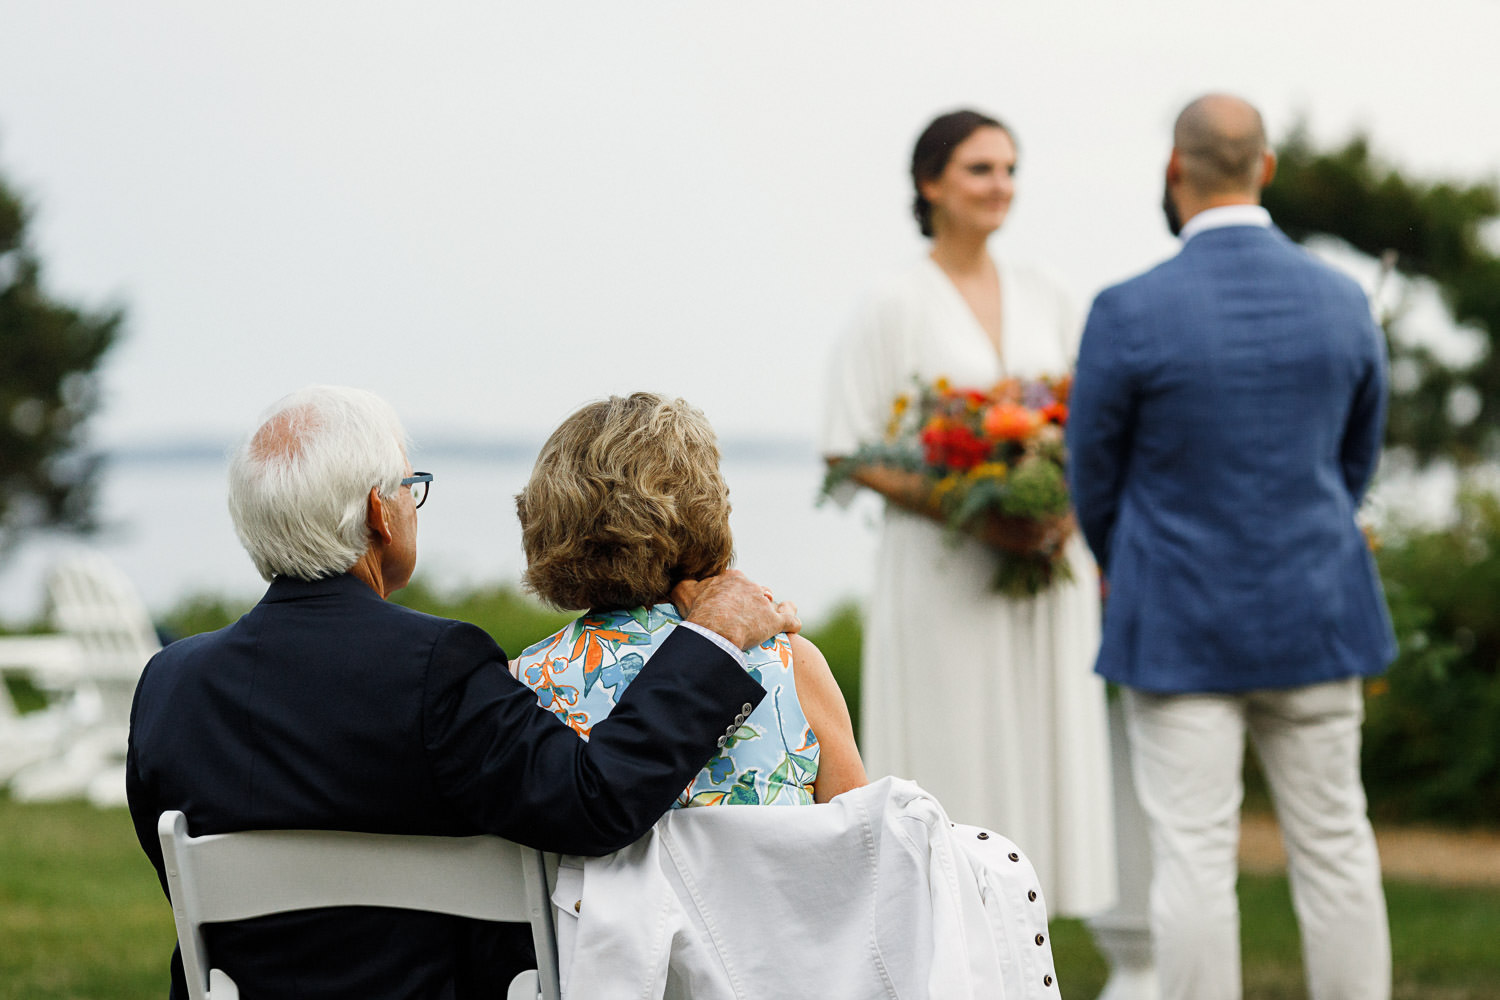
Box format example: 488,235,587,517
514,393,865,806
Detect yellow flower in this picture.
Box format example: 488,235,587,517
967,462,1008,482
934,376,951,394
930,474,961,501
891,394,910,416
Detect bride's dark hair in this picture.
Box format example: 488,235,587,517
910,109,1013,238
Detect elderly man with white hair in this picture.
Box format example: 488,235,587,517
126,385,796,1000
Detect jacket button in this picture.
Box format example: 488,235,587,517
716,735,728,748
573,900,581,913
734,713,747,725
976,831,989,840
1009,852,1020,862
1044,975,1053,987
1035,933,1046,946
1028,890,1037,902
741,702,754,714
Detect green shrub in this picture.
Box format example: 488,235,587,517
156,578,573,655
1364,489,1500,826
802,600,863,737
158,592,253,642
390,578,572,655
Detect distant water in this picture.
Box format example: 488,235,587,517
0,440,884,630
1,439,1458,632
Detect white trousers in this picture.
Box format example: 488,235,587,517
1122,678,1390,1000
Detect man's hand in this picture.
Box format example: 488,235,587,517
672,570,801,651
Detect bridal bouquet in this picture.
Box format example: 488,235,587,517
823,374,1075,596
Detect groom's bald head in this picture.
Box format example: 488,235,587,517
1173,94,1271,197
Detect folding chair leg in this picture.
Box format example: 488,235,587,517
207,969,241,1000
506,969,540,1000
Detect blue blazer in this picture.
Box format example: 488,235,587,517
127,573,764,999
1067,223,1397,693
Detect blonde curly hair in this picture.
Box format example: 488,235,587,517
516,393,733,611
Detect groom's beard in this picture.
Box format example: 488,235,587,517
1162,181,1183,237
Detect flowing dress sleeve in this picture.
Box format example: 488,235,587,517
819,278,920,461
1001,259,1084,374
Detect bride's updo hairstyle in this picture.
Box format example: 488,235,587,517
910,108,1013,238
517,392,733,612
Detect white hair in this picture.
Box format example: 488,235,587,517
228,385,409,582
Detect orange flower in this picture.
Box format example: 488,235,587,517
982,402,1044,442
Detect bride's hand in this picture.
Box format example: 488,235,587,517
977,511,1075,555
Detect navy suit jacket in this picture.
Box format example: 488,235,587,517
1067,223,1397,693
127,572,764,999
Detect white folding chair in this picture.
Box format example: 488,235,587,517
157,811,561,1000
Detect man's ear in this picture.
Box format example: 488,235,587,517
1165,148,1183,186
366,486,394,545
1259,150,1278,189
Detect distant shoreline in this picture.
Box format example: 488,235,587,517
102,435,821,466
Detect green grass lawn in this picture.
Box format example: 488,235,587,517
3,797,1499,999
0,799,171,1000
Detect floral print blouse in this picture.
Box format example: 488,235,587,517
513,604,819,807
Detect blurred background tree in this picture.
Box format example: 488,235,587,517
0,162,121,558
1263,130,1500,825
1263,127,1500,465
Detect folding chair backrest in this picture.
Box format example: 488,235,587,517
156,811,560,1000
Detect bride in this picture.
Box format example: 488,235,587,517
819,108,1116,916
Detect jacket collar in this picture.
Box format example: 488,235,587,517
1180,204,1272,243
261,572,384,605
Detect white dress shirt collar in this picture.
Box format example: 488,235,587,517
1179,204,1272,243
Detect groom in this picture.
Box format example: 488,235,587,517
1067,94,1396,1000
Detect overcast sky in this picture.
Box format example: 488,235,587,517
2,1,1498,452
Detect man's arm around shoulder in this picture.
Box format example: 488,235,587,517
425,573,791,856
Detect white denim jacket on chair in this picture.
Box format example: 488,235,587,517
554,776,1058,999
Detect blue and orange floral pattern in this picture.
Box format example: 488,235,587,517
514,604,819,807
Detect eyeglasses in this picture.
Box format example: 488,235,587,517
401,472,433,509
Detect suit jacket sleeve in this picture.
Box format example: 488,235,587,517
1340,312,1389,503
423,622,764,856
1068,289,1137,571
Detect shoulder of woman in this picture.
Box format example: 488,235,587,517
787,633,835,684
860,257,942,304
849,259,949,329
1002,257,1082,324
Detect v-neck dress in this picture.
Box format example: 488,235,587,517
820,256,1116,916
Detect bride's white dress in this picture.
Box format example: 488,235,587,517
821,256,1116,916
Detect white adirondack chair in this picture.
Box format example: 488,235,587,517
0,614,86,786
4,551,160,806
0,640,78,783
